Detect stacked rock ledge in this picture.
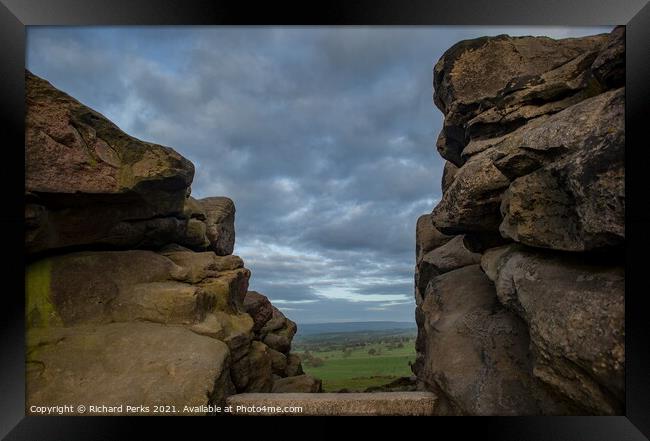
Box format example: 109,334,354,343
24,71,318,415
414,27,625,415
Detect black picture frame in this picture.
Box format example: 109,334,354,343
1,0,648,439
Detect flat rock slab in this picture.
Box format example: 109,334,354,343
26,322,232,414
226,392,436,416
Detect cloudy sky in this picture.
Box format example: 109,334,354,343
27,26,610,324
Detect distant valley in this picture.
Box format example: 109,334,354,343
292,321,417,392
295,321,416,337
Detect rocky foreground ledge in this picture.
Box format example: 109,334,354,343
413,27,625,415
25,71,320,415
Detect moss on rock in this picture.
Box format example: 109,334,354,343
25,259,61,328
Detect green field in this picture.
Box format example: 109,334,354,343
293,328,417,392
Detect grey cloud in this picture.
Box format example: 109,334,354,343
352,282,414,296
248,282,321,303
276,297,416,325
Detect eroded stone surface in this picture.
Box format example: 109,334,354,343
24,71,313,413
414,265,567,415
25,71,198,254
243,291,274,332
433,33,607,166
415,235,480,305
416,214,452,263
499,89,625,251
416,27,625,416
26,322,233,415
198,197,236,256
485,245,624,414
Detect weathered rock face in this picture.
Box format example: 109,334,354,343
25,72,193,198
483,246,624,415
433,32,608,167
25,71,240,256
25,71,312,415
26,323,235,415
415,214,452,263
415,265,568,415
26,71,192,254
285,353,305,377
26,250,242,327
415,235,479,305
260,306,298,354
230,340,274,393
198,197,236,256
414,27,625,415
242,290,274,332
430,30,624,244
590,26,625,89
497,88,624,251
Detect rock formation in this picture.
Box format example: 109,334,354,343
413,27,624,415
25,71,319,415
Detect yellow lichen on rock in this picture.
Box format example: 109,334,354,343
25,259,61,328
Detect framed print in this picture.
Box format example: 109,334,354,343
1,0,649,439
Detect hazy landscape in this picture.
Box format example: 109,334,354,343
293,322,417,391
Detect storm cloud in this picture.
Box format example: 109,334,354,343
27,25,611,323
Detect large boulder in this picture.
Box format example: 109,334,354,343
415,235,480,305
415,214,452,263
25,70,192,197
210,311,254,362
431,151,510,233
416,27,624,416
198,197,236,256
24,250,251,328
160,246,244,284
196,268,251,313
23,70,312,414
433,33,608,166
260,307,298,354
242,291,274,332
268,348,288,376
26,251,186,327
26,322,234,414
430,30,624,246
483,246,624,414
25,71,202,255
498,89,624,251
441,161,458,193
230,341,274,393
414,265,567,415
285,353,305,377
590,26,625,89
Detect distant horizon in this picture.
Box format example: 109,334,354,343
294,320,417,338
297,319,416,325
